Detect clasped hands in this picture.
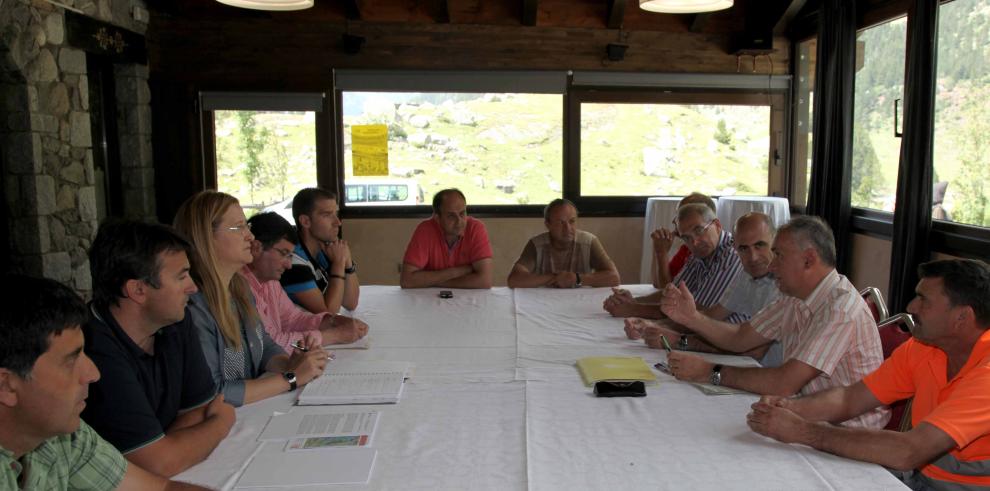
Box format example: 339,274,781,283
547,271,579,289
746,396,813,445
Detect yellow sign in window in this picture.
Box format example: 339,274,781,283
351,124,389,176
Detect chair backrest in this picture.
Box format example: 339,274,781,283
859,287,889,323
876,312,915,431
877,313,915,359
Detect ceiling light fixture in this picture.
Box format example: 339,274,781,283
639,0,733,14
215,0,313,11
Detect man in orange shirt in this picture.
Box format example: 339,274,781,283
748,258,990,490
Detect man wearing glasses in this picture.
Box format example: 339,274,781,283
604,203,744,321
242,212,368,352
660,216,887,428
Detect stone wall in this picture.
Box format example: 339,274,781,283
0,0,152,296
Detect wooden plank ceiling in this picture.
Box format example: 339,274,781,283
152,0,809,37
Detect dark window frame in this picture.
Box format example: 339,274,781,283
565,87,790,217
843,0,990,260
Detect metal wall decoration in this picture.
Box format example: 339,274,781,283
65,11,147,64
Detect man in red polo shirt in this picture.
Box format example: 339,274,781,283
399,188,493,289
747,258,990,490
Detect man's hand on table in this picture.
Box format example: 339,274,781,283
642,322,682,349
747,396,817,445
666,351,713,383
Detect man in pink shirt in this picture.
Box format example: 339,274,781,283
400,188,493,289
241,212,368,352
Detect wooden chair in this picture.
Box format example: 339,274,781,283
859,286,890,323
877,313,915,430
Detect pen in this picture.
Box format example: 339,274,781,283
291,342,309,353
660,334,673,353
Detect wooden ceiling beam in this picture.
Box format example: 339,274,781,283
344,0,363,20
773,0,809,35
688,13,710,33
429,0,451,23
521,0,538,26
607,0,627,30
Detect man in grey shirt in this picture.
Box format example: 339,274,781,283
626,212,783,365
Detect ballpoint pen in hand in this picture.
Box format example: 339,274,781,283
290,342,309,353
660,334,673,353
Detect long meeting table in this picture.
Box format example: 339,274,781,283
176,286,908,490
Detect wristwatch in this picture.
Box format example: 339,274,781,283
710,364,723,386
678,334,690,350
345,261,357,275
283,371,298,392
574,273,582,288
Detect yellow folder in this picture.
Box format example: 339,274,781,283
576,357,658,387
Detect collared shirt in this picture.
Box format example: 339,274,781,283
864,329,990,489
672,230,745,323
515,230,611,275
81,305,216,453
751,269,888,428
280,243,333,306
402,217,493,271
1,421,127,490
188,291,286,407
718,272,784,367
242,266,328,352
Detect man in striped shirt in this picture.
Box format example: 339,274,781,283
661,216,888,428
748,259,990,490
604,203,743,321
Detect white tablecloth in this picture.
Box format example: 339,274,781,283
716,195,792,231
176,286,906,490
639,197,684,283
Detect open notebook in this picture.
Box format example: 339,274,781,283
297,361,411,405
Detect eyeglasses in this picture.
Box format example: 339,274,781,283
674,220,715,243
271,247,294,259
220,222,252,235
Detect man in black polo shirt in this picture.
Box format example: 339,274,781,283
81,220,234,477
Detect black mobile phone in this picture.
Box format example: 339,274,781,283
438,290,453,299
593,381,646,397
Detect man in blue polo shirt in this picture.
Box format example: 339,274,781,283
82,220,234,477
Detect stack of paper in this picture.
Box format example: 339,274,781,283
576,356,658,387
235,409,382,488
297,361,411,405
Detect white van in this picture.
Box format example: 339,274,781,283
344,178,425,207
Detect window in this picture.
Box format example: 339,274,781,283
339,91,562,206
933,0,990,228
567,76,787,212
214,110,318,215
792,37,816,208
579,101,772,197
850,17,907,211
203,92,324,217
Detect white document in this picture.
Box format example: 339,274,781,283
258,410,379,442
234,445,377,488
298,370,405,405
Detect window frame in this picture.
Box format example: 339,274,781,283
842,2,990,259
198,91,332,211
565,87,791,217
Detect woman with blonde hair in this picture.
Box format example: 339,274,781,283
174,190,327,407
